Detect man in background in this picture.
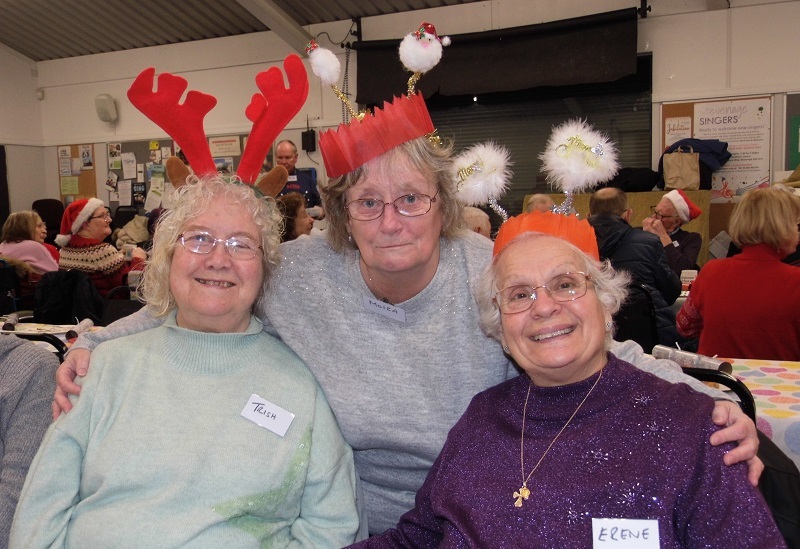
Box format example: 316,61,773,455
275,140,324,219
643,189,702,276
589,187,681,348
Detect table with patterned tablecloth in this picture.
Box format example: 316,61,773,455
728,358,800,470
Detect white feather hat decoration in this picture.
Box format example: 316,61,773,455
306,41,340,86
539,119,618,195
452,142,513,221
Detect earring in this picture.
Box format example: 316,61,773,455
348,234,352,243
502,344,509,353
605,321,612,330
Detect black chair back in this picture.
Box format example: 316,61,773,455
32,198,65,245
34,270,103,325
112,206,140,231
681,367,756,422
613,283,659,353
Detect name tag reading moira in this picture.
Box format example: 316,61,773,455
241,394,294,437
362,295,406,322
592,518,659,548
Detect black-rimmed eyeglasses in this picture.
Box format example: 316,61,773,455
177,230,263,261
89,212,112,221
346,190,439,221
494,272,592,314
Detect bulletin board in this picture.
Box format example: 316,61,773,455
661,96,772,202
56,144,97,202
103,139,174,213
105,134,274,212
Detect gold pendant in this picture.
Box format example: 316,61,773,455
513,485,530,507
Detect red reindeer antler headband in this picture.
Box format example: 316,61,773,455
127,54,309,187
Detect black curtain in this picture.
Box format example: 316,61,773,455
354,8,638,106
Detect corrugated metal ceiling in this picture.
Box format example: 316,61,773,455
0,0,484,62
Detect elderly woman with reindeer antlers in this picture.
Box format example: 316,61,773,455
56,26,760,537
12,56,360,548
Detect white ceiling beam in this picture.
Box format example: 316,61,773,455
234,0,314,56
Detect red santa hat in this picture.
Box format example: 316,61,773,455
55,197,105,247
663,189,702,223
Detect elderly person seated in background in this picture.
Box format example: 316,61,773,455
677,186,800,360
0,334,59,548
356,213,783,548
461,206,491,238
11,175,360,548
276,192,314,242
524,193,555,213
0,211,59,276
55,198,147,296
642,189,703,276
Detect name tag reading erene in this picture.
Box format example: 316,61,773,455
592,518,659,548
241,394,295,437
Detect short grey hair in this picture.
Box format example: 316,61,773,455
476,232,630,349
141,174,282,320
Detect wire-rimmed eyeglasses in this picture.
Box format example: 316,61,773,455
494,272,592,314
89,212,112,221
346,190,439,221
649,206,679,220
177,230,263,261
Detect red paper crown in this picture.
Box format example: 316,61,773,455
493,211,600,260
319,93,435,179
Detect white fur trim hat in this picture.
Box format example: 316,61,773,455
663,189,702,223
55,197,105,247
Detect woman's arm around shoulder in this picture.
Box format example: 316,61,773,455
54,307,163,416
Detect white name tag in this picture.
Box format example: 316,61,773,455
592,518,659,548
287,174,298,182
241,394,295,437
362,295,406,322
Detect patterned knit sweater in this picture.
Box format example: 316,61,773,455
58,235,143,296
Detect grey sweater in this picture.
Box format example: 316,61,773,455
73,231,729,534
0,335,58,549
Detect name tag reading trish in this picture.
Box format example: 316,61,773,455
592,518,659,548
362,295,406,322
241,394,294,437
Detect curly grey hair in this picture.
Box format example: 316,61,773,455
476,232,630,349
140,174,282,321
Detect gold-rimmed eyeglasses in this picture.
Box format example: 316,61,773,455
346,190,439,221
177,230,263,261
494,272,592,314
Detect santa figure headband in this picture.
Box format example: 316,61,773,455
308,22,449,179
126,54,309,195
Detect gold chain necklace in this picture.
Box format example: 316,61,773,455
359,257,393,304
513,368,604,508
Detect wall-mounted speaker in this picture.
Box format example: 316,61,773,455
95,94,118,122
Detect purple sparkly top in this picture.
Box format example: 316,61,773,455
354,354,785,548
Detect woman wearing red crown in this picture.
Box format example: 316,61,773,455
56,27,761,537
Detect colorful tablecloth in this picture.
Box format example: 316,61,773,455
728,358,800,470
